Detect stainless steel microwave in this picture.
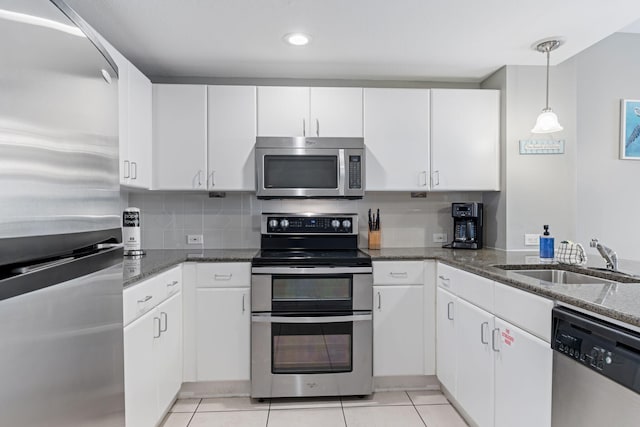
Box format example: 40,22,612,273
255,137,365,199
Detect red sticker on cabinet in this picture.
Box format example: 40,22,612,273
501,329,515,346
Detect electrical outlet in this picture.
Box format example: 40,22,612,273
433,233,447,243
187,234,203,244
524,234,539,246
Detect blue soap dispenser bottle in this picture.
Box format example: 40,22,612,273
539,225,555,261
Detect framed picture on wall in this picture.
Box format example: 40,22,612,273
621,99,640,160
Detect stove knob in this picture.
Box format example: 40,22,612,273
268,219,279,229
342,219,352,229
331,219,341,228
280,219,289,228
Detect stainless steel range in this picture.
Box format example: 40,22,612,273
251,213,373,398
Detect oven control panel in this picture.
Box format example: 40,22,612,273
262,214,358,234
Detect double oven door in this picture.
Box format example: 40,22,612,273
251,266,373,398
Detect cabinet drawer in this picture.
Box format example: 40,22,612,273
494,282,553,343
456,269,494,313
373,261,424,285
123,275,163,326
436,263,460,292
157,266,182,300
196,262,251,287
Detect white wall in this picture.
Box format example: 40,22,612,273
574,33,640,261
481,67,507,249
503,63,577,250
128,191,482,250
480,63,577,251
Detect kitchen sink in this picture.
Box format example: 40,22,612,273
507,269,619,285
492,264,640,285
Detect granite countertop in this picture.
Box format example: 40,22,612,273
122,247,640,329
122,249,258,287
364,247,640,329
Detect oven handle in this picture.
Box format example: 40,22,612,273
251,267,372,275
251,313,372,324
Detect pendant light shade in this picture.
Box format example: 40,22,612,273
531,39,563,134
532,109,563,133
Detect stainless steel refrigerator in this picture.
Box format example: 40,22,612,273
0,1,125,425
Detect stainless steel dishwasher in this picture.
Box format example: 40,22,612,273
551,307,640,427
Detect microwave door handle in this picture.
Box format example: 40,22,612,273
338,149,345,196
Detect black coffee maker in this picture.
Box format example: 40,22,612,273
448,202,483,249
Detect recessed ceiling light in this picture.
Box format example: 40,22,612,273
283,33,311,46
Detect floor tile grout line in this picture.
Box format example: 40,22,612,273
340,395,348,427
185,410,197,427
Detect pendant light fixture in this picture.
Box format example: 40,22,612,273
531,39,563,133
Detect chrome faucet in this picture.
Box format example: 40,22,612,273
590,239,618,271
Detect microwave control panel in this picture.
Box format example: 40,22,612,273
348,156,362,189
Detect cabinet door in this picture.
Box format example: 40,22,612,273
127,63,152,189
310,87,363,137
257,86,309,136
456,298,494,427
494,318,552,427
124,310,158,427
373,285,424,376
155,292,183,418
436,287,457,394
153,84,207,190
364,89,430,190
430,89,499,191
196,288,250,381
208,86,256,191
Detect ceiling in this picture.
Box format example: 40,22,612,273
64,0,640,83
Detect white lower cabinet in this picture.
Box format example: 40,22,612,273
192,263,251,383
196,287,250,381
494,318,552,427
436,263,552,427
123,310,156,427
124,291,182,427
373,285,424,376
155,293,184,416
123,267,183,427
436,287,457,394
456,298,495,427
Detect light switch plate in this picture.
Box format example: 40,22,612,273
524,234,539,246
187,234,203,244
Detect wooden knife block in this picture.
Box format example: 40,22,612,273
368,230,381,249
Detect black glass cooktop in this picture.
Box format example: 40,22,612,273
252,249,372,267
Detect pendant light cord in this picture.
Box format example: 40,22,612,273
545,46,551,110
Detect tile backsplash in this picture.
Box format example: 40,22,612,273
127,191,482,250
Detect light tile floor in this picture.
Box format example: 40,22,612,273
160,390,468,427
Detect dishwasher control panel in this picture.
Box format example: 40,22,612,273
552,307,640,394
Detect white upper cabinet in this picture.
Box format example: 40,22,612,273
257,86,309,136
309,87,363,137
153,84,208,190
126,63,153,188
257,86,363,137
430,89,500,191
207,86,257,191
364,88,430,191
97,34,152,189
